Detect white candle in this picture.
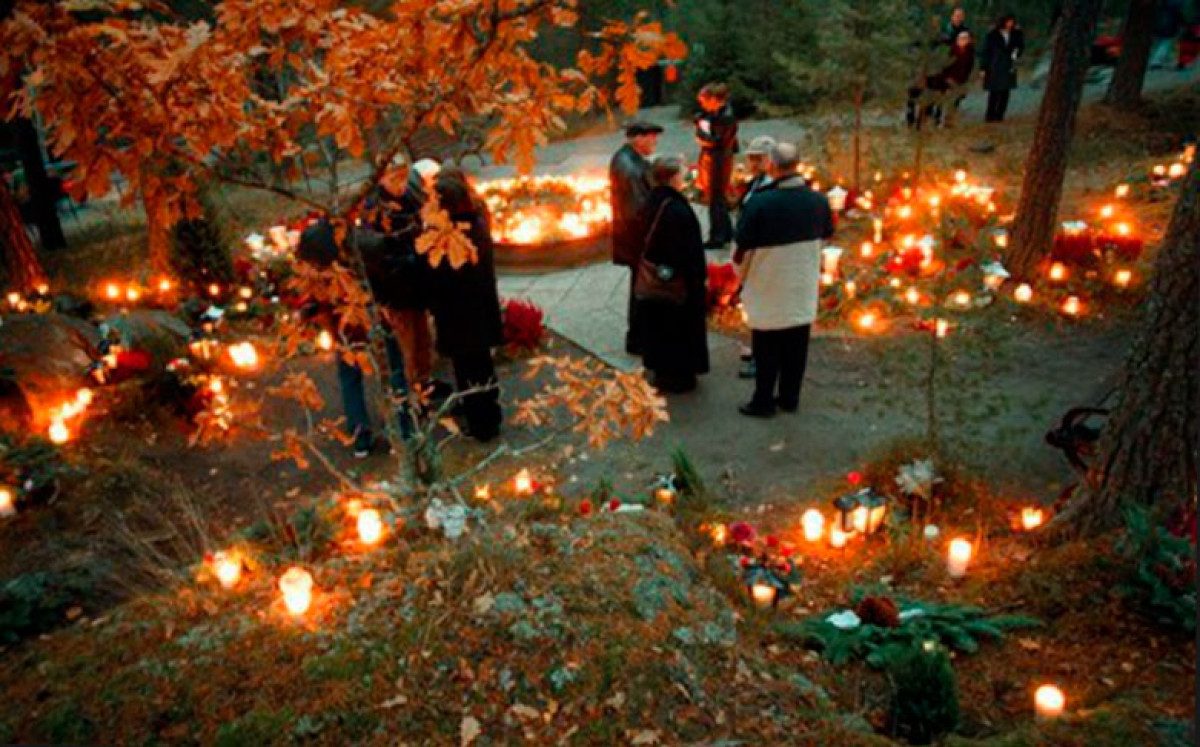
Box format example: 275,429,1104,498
48,420,70,444
1034,684,1065,720
935,319,949,338
1021,507,1045,531
829,525,849,549
750,583,776,608
1013,283,1033,303
873,218,884,243
851,505,869,534
1113,269,1132,288
946,538,972,578
316,330,334,351
212,551,241,589
1048,262,1067,282
513,469,534,496
279,567,314,616
1061,296,1082,316
357,508,384,545
860,241,874,258
801,509,824,542
821,246,843,276
0,487,14,518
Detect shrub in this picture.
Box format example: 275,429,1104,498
171,186,235,289
1116,505,1196,633
0,570,95,644
886,644,959,745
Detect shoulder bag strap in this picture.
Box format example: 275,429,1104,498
643,199,671,256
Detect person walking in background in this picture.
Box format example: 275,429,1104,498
695,82,739,249
940,6,970,47
734,142,834,419
609,120,662,356
425,168,504,442
981,13,1025,123
635,157,710,395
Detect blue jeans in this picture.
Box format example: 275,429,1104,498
336,330,414,441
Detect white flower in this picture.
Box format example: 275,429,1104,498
827,610,862,630
923,524,941,540
896,458,939,499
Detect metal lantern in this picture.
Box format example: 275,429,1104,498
833,488,889,536
833,491,862,533
743,563,791,609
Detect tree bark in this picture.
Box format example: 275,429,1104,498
0,178,47,291
1104,0,1156,109
1055,162,1200,537
1004,0,1103,279
13,116,66,251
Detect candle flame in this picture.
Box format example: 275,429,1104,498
357,508,384,545
279,567,314,616
1021,507,1045,530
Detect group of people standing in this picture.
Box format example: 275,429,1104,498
609,83,835,418
299,155,503,457
908,7,1026,128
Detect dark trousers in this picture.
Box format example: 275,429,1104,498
707,184,733,247
626,266,643,355
451,349,501,441
985,89,1011,122
750,324,811,410
336,330,414,441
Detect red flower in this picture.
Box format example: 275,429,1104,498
765,535,779,548
847,471,863,486
578,499,593,516
729,521,756,544
780,543,796,558
738,556,751,568
954,257,975,273
502,298,546,351
607,499,621,512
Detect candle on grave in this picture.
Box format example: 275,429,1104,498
316,330,334,351
157,278,173,293
952,290,972,308
513,468,534,496
1113,269,1132,288
1061,296,1082,316
860,241,874,258
820,272,835,286
1048,262,1067,282
821,246,843,276
856,311,878,331
207,283,221,298
829,524,849,549
125,286,141,303
474,484,491,501
1153,164,1167,177
1114,183,1130,198
238,286,254,300
905,287,921,305
1168,162,1185,179
851,505,869,533
48,420,70,444
897,205,913,220
6,292,19,307
946,538,972,578
0,487,14,518
750,583,776,609
228,342,259,370
844,281,857,298
1099,204,1114,219
801,509,824,542
357,508,384,545
105,282,121,300
1013,283,1033,303
827,186,847,212
954,169,967,184
873,218,883,243
935,319,949,338
1034,685,1065,720
211,551,242,589
279,567,314,616
655,486,676,506
1114,222,1132,237
1021,507,1045,531
269,225,290,250
710,523,728,545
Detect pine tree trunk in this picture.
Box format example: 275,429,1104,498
1104,0,1156,109
1004,0,1103,279
0,178,47,291
1055,162,1200,536
13,116,66,251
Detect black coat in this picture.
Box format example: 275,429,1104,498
609,143,652,267
695,105,739,203
637,186,709,377
360,181,428,309
981,27,1024,91
426,208,503,358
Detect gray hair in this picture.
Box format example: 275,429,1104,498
769,142,801,172
650,155,686,187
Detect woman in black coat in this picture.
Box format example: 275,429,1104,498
981,14,1024,123
637,156,710,394
427,169,504,441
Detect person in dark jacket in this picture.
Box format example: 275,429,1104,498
609,120,662,356
636,156,710,394
695,82,739,249
426,169,504,442
297,219,412,457
981,13,1025,123
940,6,970,46
908,30,977,127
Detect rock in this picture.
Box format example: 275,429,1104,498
0,313,101,430
102,310,192,365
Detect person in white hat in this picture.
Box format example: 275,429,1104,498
737,135,777,211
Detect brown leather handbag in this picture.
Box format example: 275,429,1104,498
633,200,687,306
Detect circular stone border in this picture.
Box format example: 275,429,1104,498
494,231,611,275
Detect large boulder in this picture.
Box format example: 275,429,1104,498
101,310,192,366
0,313,100,431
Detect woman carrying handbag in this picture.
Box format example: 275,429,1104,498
634,156,710,394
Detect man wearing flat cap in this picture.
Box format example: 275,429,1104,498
609,120,662,356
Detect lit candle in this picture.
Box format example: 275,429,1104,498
829,525,849,549
1061,296,1082,316
827,186,847,212
820,271,835,286
513,468,534,496
843,281,857,298
207,283,221,297
905,287,920,305
157,278,173,293
856,312,877,331
228,342,259,370
1013,283,1033,303
654,487,676,506
1114,222,1131,237
1034,685,1065,720
946,538,972,578
105,282,121,300
1113,269,1132,288
35,283,49,295
279,567,314,616
316,330,334,351
821,246,843,276
0,487,14,518
1114,183,1130,198
952,290,971,308
851,505,869,533
1099,204,1114,219
1021,507,1045,531
1048,262,1067,282
238,286,254,300
873,218,883,243
750,583,776,609
710,524,728,545
48,420,70,444
125,286,141,303
994,232,1009,249
1168,162,1185,179
801,509,824,542
954,169,967,183
935,319,949,338
211,551,242,589
357,508,384,545
6,291,19,307
898,205,913,220
860,241,874,258
1153,164,1167,177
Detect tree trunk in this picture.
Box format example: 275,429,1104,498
1104,0,1156,109
1055,162,1200,536
0,178,47,291
13,116,66,251
1004,0,1103,279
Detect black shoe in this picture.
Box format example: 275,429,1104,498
738,401,775,418
776,398,799,414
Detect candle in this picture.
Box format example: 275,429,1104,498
269,225,290,249
829,525,849,549
860,241,874,258
228,342,259,370
750,583,776,609
513,468,534,496
851,505,869,533
710,523,728,545
1114,183,1130,198
820,271,835,286
954,169,967,183
1021,507,1045,531
157,278,173,293
1061,296,1082,316
952,290,972,308
801,509,824,542
207,283,221,297
898,205,913,220
1153,164,1167,177
1113,269,1132,288
48,420,70,444
1013,283,1033,303
873,218,883,243
35,283,48,295
357,508,384,545
1168,162,1185,179
946,538,972,578
238,286,254,300
1099,204,1114,219
994,232,1009,249
474,484,491,501
1114,222,1131,237
654,487,676,506
125,286,141,303
905,287,921,305
105,282,121,300
1034,684,1065,720
279,567,314,616
211,551,241,589
316,330,334,351
5,291,19,307
843,281,857,298
0,487,14,518
856,311,878,331
821,246,843,276
935,319,949,338
1048,262,1067,282
827,186,847,212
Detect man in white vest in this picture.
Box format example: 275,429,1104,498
733,142,834,418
